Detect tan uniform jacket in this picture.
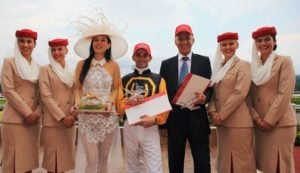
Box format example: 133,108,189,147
39,65,74,127
208,58,253,127
248,55,297,127
1,57,42,124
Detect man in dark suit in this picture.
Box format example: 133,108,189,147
159,24,212,173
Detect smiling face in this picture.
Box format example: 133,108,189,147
132,49,152,69
255,35,276,57
17,37,36,58
92,35,111,56
175,32,194,56
219,39,239,60
50,46,68,64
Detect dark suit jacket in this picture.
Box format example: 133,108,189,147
160,53,213,130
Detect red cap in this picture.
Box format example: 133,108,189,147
217,32,239,42
48,38,69,47
252,26,277,39
15,29,38,40
175,24,193,36
133,42,151,56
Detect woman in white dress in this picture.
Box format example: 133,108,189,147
72,11,128,173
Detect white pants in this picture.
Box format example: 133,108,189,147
124,120,163,173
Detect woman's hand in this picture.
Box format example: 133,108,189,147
209,111,223,126
24,112,40,125
255,117,272,130
102,101,114,116
70,105,79,118
61,116,75,128
260,119,272,131
254,117,264,129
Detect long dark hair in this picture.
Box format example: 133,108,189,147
272,35,277,50
79,35,112,85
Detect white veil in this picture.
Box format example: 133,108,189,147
14,39,40,83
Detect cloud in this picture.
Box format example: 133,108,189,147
188,0,282,25
277,33,300,74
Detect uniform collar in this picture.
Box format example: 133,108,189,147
134,67,151,75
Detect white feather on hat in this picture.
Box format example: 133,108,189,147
73,9,128,59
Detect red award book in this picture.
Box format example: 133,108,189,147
172,73,211,109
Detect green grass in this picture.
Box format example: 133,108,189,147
296,130,300,146
0,97,4,122
292,96,300,105
0,97,6,105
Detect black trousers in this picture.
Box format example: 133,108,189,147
167,108,211,173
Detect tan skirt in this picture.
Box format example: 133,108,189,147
255,126,296,173
1,123,41,173
42,126,76,172
217,127,256,173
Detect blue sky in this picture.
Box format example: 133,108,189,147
0,0,299,75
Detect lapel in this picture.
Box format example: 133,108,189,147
49,65,61,81
272,55,279,69
227,56,239,72
190,53,202,74
48,65,69,89
215,57,239,88
190,53,196,74
170,56,179,87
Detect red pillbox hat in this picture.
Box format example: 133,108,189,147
15,29,38,40
48,38,69,47
252,26,277,39
217,32,239,42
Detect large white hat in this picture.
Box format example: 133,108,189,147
74,10,128,59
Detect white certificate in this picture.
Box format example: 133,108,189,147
125,92,172,125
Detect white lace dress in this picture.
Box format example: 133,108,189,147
75,65,124,173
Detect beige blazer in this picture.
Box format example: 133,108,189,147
1,58,42,124
208,57,253,127
249,55,297,127
39,65,74,127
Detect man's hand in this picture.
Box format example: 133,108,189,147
135,115,157,128
194,92,206,105
126,95,144,106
